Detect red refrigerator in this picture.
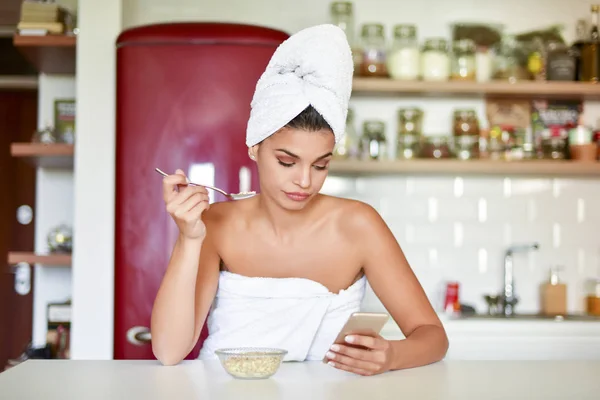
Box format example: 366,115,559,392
114,22,289,359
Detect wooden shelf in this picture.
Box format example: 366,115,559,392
11,143,74,168
13,34,76,75
329,159,600,178
0,76,38,90
8,252,71,266
352,78,600,100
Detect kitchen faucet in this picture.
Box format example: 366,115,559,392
501,242,540,316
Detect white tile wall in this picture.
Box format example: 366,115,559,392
322,175,600,315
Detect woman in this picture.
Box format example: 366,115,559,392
151,24,448,376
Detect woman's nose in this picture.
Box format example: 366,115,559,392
293,166,311,189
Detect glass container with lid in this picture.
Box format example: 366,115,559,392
453,109,480,136
361,120,388,160
421,38,450,81
360,23,388,77
330,2,361,75
452,135,480,160
420,135,452,159
451,39,477,80
397,107,423,135
397,133,421,160
387,24,420,80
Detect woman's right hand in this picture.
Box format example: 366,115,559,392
162,169,210,241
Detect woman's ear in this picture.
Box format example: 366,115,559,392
248,145,258,161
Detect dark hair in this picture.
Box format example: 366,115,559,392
285,105,332,132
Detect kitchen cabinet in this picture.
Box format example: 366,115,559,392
381,317,600,360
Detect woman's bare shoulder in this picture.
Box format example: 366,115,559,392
202,196,256,227
320,195,384,236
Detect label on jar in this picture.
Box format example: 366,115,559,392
547,55,576,81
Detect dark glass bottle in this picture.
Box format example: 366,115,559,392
572,19,588,81
580,5,600,82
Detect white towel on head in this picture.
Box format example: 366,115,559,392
245,24,354,147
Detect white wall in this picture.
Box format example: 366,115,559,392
67,0,600,358
70,0,122,360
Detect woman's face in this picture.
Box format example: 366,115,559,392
251,127,335,210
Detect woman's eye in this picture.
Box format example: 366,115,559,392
277,160,294,168
313,164,328,171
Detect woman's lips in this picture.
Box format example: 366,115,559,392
284,191,310,201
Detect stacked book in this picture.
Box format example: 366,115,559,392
17,0,69,36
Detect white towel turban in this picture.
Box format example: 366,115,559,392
245,24,354,147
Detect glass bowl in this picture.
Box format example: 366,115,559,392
215,347,287,379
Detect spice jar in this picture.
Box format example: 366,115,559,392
334,108,360,159
546,41,576,81
586,278,600,316
451,39,477,81
360,23,387,77
361,120,388,160
453,109,479,136
397,133,421,160
420,135,452,159
397,107,423,135
421,38,450,81
330,2,361,75
387,24,420,80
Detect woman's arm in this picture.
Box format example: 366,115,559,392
150,170,221,366
150,233,220,366
326,201,448,374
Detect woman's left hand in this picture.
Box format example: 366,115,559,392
324,333,394,376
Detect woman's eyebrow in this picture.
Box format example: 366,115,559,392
275,149,332,161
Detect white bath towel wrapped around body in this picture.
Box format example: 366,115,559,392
198,271,367,361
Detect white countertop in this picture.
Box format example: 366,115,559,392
2,359,599,399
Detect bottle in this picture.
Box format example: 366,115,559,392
539,267,567,316
572,19,589,81
580,5,600,82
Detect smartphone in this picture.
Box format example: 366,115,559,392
323,312,389,361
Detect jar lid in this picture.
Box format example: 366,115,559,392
398,107,423,118
453,109,477,118
361,23,385,37
423,38,448,51
330,2,353,15
393,24,417,39
363,120,386,137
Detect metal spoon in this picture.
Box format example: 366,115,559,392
154,168,256,200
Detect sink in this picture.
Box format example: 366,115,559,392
453,313,600,322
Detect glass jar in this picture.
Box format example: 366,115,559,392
360,23,387,77
453,109,479,136
451,39,476,81
546,41,576,81
421,38,450,81
397,133,421,160
585,278,600,316
361,120,388,160
334,108,360,159
452,135,480,160
420,136,452,159
330,2,361,75
541,136,567,159
397,107,423,135
387,24,420,80
493,35,530,83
